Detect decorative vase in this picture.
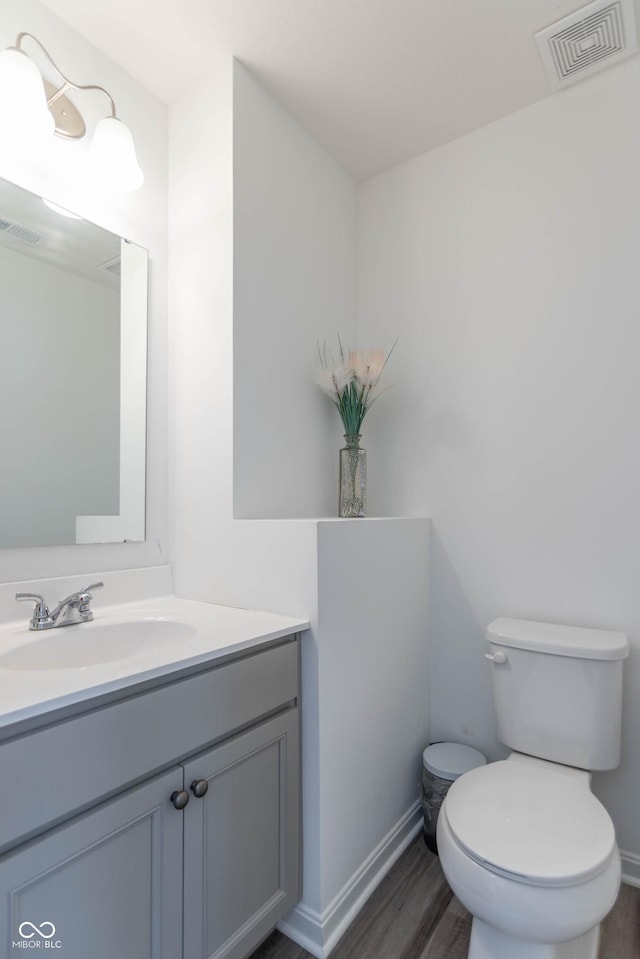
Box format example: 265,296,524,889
339,434,367,518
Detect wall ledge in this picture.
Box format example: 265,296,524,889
234,516,430,524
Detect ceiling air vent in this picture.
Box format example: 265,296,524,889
0,216,46,246
536,0,638,88
98,255,121,277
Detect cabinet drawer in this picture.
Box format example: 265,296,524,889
0,637,298,852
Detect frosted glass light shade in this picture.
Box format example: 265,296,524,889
0,48,55,144
89,116,144,192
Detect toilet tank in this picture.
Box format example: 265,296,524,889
486,618,629,770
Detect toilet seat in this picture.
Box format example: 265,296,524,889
444,760,616,888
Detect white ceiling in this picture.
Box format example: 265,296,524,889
40,0,640,182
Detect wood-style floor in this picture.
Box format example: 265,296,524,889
249,837,640,959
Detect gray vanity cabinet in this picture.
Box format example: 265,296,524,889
182,709,299,959
0,767,184,958
0,635,301,959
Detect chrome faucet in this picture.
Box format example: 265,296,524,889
16,582,104,630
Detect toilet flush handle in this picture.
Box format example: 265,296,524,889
484,650,508,664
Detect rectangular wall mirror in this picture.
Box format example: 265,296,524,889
0,176,148,548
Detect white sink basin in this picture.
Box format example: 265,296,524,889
0,619,197,671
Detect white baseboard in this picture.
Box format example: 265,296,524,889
277,902,325,959
278,801,423,959
279,820,640,958
621,849,640,888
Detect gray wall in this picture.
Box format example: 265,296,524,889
357,57,640,872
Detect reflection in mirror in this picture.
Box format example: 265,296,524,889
0,176,148,548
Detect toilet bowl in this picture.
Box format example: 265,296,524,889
437,755,621,959
435,617,629,959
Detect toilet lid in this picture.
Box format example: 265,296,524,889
444,761,616,887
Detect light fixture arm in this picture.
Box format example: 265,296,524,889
0,30,144,190
14,32,117,123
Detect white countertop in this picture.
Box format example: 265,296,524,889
0,595,309,731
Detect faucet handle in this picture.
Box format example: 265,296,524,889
75,582,104,615
79,582,104,595
15,592,53,629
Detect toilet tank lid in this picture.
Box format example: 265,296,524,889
487,618,629,661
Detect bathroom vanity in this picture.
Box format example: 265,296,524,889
0,596,307,959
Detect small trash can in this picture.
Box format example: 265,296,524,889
421,742,486,855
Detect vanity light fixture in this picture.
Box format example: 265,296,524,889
0,32,144,192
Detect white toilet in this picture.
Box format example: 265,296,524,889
436,617,629,959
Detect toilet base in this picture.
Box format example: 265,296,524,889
469,917,600,959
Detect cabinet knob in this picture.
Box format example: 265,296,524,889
171,789,190,810
191,779,209,798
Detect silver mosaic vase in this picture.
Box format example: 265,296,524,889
339,434,367,518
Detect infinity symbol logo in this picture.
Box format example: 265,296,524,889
18,921,56,939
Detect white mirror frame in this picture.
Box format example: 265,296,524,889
75,238,147,544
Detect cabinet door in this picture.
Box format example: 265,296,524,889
0,767,184,959
183,709,300,959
